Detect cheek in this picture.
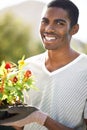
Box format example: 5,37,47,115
58,27,70,37
39,24,44,32
39,28,43,38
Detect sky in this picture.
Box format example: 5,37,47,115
0,0,86,43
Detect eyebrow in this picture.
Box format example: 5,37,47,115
41,17,48,21
42,17,67,23
55,19,67,23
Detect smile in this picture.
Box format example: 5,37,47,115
44,36,57,42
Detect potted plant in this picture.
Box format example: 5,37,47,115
0,56,37,114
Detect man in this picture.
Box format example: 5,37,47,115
1,0,87,130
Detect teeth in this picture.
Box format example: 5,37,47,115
45,36,56,41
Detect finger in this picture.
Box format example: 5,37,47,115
13,126,24,130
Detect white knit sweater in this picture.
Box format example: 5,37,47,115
24,52,87,130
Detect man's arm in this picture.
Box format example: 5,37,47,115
0,106,86,130
84,119,87,124
13,126,24,130
13,118,87,130
44,116,74,130
84,119,87,129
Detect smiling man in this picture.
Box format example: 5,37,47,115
1,0,87,130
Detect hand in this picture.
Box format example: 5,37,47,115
0,105,47,127
13,126,24,130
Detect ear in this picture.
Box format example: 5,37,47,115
70,24,79,35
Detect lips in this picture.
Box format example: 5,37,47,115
43,35,57,43
45,36,56,41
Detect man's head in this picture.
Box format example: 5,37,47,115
40,0,79,50
47,0,79,27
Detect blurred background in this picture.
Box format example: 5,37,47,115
0,0,87,63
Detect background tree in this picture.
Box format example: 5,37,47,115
0,13,45,64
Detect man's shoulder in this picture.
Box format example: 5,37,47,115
80,53,87,61
77,53,87,70
25,52,46,63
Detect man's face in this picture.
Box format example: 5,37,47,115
40,7,73,50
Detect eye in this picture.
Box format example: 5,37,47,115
55,19,66,26
41,18,49,25
57,21,65,26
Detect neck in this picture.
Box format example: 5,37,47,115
45,48,80,72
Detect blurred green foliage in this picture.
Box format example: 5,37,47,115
0,13,45,64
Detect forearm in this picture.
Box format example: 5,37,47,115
0,107,75,129
13,126,24,130
44,116,74,130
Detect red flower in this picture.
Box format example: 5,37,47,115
24,70,32,78
5,63,12,69
12,76,18,83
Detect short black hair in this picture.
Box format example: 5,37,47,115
47,0,79,27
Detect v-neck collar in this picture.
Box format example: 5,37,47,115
42,52,85,76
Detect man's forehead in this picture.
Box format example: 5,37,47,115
41,7,69,19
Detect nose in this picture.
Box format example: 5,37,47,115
45,24,55,33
